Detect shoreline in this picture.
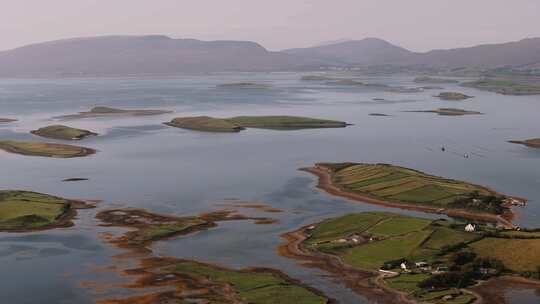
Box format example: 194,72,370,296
301,166,516,229
0,199,95,233
277,226,414,304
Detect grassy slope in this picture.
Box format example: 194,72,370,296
0,191,70,230
0,140,93,158
172,262,327,304
331,163,497,210
31,125,97,140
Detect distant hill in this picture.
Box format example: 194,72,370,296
283,37,540,69
1,35,540,77
413,37,540,67
282,38,413,65
0,35,323,77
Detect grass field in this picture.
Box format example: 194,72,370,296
31,125,97,140
171,261,327,304
470,238,540,272
0,190,71,231
327,163,504,213
0,140,95,158
343,229,432,269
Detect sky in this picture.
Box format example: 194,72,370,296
2,0,540,52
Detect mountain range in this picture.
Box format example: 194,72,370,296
1,35,539,77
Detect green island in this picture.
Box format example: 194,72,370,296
165,115,349,132
435,92,473,101
0,140,96,158
406,108,483,116
508,138,540,149
217,82,271,89
0,118,17,123
326,79,423,93
98,257,329,304
303,163,522,225
462,78,540,95
282,211,540,304
164,116,245,132
56,106,172,120
31,125,98,140
301,75,336,81
414,77,459,84
0,190,93,232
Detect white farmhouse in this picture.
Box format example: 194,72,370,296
465,223,476,232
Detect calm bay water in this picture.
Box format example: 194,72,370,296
1,73,539,303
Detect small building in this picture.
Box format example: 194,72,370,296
465,223,476,232
400,262,408,271
415,261,429,268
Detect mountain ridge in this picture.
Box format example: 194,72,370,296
1,35,540,76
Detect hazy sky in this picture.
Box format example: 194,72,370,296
2,0,540,52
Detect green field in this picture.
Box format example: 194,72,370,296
170,261,327,304
0,140,96,158
470,238,540,272
462,78,540,95
0,190,72,231
326,163,506,213
31,125,97,140
299,212,540,303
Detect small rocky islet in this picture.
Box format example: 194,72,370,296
31,125,98,140
0,140,96,158
0,118,17,123
435,92,473,101
414,76,459,84
406,108,483,116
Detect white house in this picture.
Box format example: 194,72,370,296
465,224,476,232
400,262,408,271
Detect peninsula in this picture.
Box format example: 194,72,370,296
462,78,540,95
0,190,94,232
508,138,540,148
98,257,329,304
302,163,524,227
280,211,540,304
